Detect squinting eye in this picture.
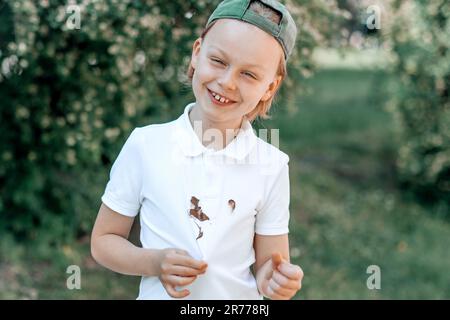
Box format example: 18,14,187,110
243,72,256,79
211,58,225,65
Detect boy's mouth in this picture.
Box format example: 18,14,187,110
207,88,237,107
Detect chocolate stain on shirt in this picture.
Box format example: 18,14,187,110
189,196,209,240
190,196,210,221
194,221,203,240
228,199,236,212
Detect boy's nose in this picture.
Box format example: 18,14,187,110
217,69,237,92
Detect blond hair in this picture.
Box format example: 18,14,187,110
186,1,287,123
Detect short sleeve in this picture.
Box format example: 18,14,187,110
101,128,143,217
255,159,290,235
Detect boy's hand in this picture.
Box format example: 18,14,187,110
157,248,207,298
259,253,303,300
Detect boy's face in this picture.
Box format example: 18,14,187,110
190,19,283,123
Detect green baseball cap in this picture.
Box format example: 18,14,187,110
205,0,298,60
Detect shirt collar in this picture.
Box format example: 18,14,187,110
173,102,257,160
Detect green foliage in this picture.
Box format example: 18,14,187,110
387,0,450,204
0,0,347,242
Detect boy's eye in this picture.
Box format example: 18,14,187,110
211,58,225,65
210,57,256,79
243,71,256,79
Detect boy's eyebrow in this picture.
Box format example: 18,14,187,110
209,46,266,71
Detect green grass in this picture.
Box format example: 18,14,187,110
271,69,450,299
0,232,141,299
1,69,449,299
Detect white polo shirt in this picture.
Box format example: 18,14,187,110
101,102,290,300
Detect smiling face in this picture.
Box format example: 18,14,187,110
190,19,284,124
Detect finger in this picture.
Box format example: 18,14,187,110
278,263,304,281
174,249,190,255
268,278,295,297
166,274,198,287
175,254,208,270
266,285,290,300
271,252,283,269
165,284,190,299
272,270,301,290
170,265,207,277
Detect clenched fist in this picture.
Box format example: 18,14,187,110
156,248,208,298
259,253,303,300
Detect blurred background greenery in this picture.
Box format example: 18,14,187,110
0,0,449,299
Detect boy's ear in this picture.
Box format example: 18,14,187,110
191,38,202,69
262,75,282,101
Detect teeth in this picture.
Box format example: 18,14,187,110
211,91,230,104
